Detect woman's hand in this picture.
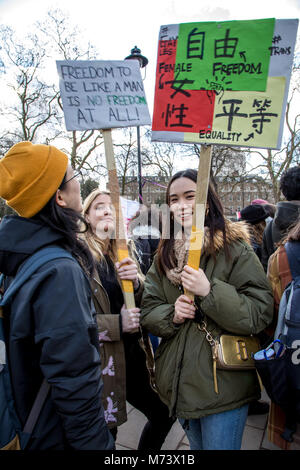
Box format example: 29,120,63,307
173,295,196,325
120,305,140,333
181,265,211,297
116,257,139,289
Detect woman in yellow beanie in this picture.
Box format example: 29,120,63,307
0,142,114,450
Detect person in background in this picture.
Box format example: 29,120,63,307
262,204,276,223
251,199,276,224
251,199,269,205
261,167,300,271
129,205,162,353
128,205,162,275
240,204,269,262
81,189,175,450
141,169,273,450
0,141,114,450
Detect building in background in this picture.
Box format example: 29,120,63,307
217,176,275,219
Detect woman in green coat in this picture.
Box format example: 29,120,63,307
141,169,273,450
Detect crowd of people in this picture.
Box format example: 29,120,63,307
0,141,299,450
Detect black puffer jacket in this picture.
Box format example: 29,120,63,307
0,216,114,450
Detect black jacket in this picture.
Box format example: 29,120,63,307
131,225,160,274
0,216,114,450
261,201,300,271
250,237,262,262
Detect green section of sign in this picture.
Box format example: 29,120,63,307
175,18,275,92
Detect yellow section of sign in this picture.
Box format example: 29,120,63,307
184,76,285,149
118,248,129,261
187,227,204,270
121,280,134,294
117,248,134,294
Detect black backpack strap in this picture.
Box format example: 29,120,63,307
265,219,275,255
285,242,300,279
23,379,50,435
0,247,74,307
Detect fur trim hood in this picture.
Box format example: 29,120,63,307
202,219,251,254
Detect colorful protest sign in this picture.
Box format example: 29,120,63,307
56,60,151,131
152,18,298,150
176,19,274,92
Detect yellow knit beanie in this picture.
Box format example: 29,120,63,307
0,141,69,218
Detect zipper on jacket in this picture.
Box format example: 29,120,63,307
197,322,219,394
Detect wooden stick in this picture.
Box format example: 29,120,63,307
102,128,136,310
184,145,213,301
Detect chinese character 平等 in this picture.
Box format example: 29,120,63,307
249,98,278,135
215,99,248,131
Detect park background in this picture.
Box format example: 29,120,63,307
0,0,299,218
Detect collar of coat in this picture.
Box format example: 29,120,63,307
204,219,251,254
166,220,251,286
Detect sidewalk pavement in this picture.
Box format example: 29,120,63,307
116,390,300,451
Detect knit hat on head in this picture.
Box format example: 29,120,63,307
240,204,269,225
251,198,269,205
0,141,68,218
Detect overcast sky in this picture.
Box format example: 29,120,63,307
1,0,299,114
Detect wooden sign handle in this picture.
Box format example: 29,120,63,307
184,145,213,301
102,129,136,311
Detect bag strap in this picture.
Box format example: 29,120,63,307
265,219,275,254
23,379,50,436
277,245,292,293
284,242,300,280
0,246,74,306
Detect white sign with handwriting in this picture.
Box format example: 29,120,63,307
57,60,151,131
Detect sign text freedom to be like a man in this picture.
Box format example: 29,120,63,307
57,60,151,131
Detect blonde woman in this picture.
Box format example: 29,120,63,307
81,189,175,449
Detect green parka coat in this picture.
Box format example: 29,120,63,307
141,221,274,420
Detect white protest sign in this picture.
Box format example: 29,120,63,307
120,196,140,234
56,60,151,131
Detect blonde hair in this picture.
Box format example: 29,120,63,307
81,188,117,263
81,188,144,281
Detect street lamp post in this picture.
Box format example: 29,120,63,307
125,46,148,202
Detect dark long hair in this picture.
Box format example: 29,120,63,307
157,169,229,274
31,174,95,277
